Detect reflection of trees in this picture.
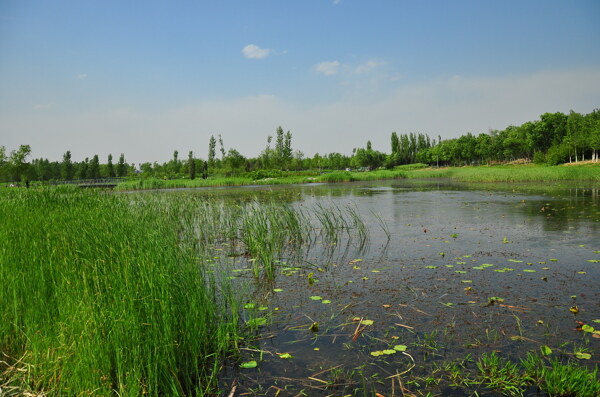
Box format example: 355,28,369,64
522,188,600,232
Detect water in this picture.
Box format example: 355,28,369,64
158,180,600,395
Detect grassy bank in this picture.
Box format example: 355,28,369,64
113,164,599,191
115,169,408,190
404,163,600,182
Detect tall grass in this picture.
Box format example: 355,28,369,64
0,189,241,396
0,189,369,395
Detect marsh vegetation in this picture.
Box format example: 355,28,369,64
1,180,599,396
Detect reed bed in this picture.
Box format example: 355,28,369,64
0,189,369,396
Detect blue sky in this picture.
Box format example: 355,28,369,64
1,0,599,164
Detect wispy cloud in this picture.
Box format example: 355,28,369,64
333,0,342,5
33,102,55,110
74,73,87,80
354,60,384,74
4,68,599,164
242,44,271,59
314,61,341,76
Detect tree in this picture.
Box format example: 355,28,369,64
223,149,246,175
218,134,226,160
208,135,216,168
106,154,115,177
566,110,585,162
78,158,89,179
88,155,100,179
283,130,293,168
117,154,127,177
8,144,32,182
586,109,600,161
61,151,75,180
169,150,181,176
188,151,196,180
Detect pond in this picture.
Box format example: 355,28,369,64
158,180,600,395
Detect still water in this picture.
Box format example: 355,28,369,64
163,179,600,395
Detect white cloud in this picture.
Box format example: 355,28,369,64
242,44,271,59
354,60,384,74
74,73,87,80
314,61,341,76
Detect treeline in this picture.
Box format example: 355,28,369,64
417,110,600,166
1,109,599,183
0,146,133,184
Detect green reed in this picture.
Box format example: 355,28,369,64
1,189,370,395
0,189,241,396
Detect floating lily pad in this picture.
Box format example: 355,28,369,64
582,324,595,333
322,300,332,304
273,288,283,292
540,345,552,356
394,345,407,351
523,269,536,273
425,265,437,269
361,319,374,326
455,270,467,274
240,360,258,368
246,317,267,327
370,351,384,356
244,303,256,309
310,296,323,301
278,353,293,359
382,349,397,355
575,352,591,360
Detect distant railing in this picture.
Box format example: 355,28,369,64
50,178,126,188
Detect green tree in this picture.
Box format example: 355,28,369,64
188,151,196,180
218,134,226,160
61,151,75,180
88,155,100,179
8,144,32,182
78,158,89,179
566,110,585,162
106,154,115,177
223,149,246,175
117,154,127,177
208,135,217,168
586,109,600,161
283,130,293,168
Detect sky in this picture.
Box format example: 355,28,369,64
1,0,599,165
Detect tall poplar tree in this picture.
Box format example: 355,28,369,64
117,154,127,177
188,151,196,180
208,135,216,167
61,150,75,180
106,154,115,177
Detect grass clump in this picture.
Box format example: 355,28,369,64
521,353,600,397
